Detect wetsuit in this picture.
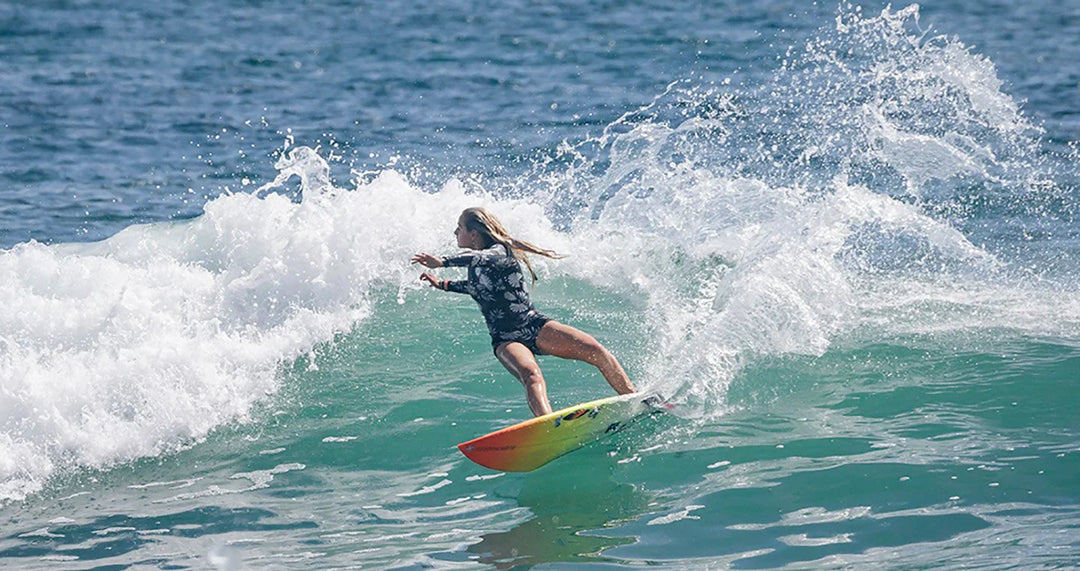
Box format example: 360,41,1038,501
440,244,551,354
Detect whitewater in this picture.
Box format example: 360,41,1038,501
1,2,1078,569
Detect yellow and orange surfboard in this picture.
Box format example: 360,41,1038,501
457,393,668,472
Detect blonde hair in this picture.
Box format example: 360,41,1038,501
461,207,563,282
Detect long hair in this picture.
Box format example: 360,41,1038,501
461,207,563,282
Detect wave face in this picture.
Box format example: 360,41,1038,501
524,5,1079,411
0,2,1078,569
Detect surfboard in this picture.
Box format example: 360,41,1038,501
457,393,669,472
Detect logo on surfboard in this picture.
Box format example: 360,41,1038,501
553,407,599,427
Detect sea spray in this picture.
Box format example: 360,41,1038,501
2,2,1080,568
514,5,1078,414
2,2,1077,509
0,150,565,503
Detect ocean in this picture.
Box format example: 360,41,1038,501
1,0,1078,568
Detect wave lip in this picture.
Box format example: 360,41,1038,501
4,3,1079,504
0,143,572,503
0,151,375,502
524,4,1078,413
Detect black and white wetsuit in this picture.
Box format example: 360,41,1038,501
441,244,551,354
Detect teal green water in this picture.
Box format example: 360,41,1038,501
3,280,1077,568
3,2,1080,568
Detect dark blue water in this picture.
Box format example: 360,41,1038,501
2,1,1079,569
5,1,1075,247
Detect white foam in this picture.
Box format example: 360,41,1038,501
0,149,555,503
522,4,1079,416
647,504,705,526
3,4,1078,502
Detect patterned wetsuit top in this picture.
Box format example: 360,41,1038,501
441,244,550,352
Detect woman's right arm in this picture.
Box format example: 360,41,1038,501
443,244,504,267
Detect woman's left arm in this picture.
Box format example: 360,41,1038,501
419,272,469,294
414,252,471,294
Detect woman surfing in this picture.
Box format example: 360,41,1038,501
411,207,637,416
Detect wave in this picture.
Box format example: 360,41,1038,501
1,4,1077,503
0,149,563,502
522,4,1079,410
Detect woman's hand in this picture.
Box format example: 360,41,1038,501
419,272,442,288
411,253,443,268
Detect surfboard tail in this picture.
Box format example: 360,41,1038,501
456,393,671,472
642,394,674,410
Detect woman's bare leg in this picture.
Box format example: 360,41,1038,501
536,321,637,395
495,341,552,416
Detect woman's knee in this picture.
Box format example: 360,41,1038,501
519,364,545,387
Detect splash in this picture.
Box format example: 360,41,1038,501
522,4,1078,413
0,148,561,503
2,3,1077,501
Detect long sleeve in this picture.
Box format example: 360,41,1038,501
443,279,470,294
441,252,475,267
438,244,508,297
442,244,506,268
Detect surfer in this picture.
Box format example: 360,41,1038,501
412,207,637,416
